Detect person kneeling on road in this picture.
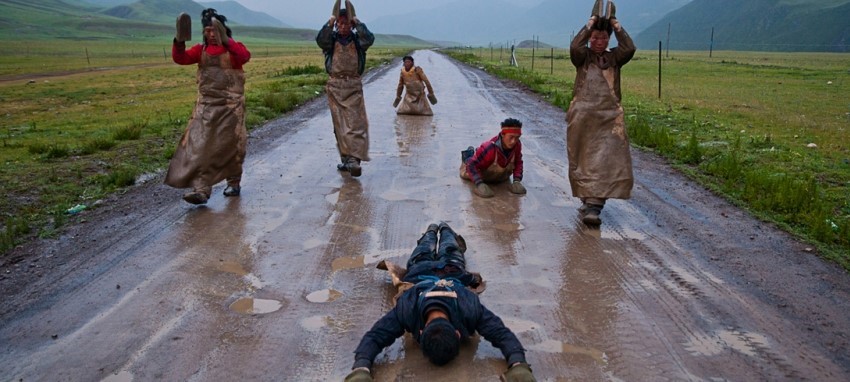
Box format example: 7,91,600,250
345,222,536,382
459,118,527,198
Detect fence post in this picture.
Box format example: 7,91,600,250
531,35,535,72
550,47,554,74
85,47,90,66
710,27,714,58
658,41,662,99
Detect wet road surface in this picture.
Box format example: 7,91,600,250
2,50,850,381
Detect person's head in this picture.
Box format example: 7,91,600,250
420,316,460,365
589,19,613,54
403,55,414,70
201,8,231,46
500,118,522,149
336,9,352,37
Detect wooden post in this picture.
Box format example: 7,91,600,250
550,47,554,74
531,35,536,71
658,41,662,99
85,47,90,66
710,27,714,58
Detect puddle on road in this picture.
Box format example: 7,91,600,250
300,315,329,332
218,261,248,276
303,238,328,250
528,340,608,364
501,317,542,333
229,297,283,315
101,371,133,382
493,222,524,232
332,256,365,271
306,288,343,303
379,190,409,201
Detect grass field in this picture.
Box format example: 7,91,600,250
447,47,849,268
0,38,414,253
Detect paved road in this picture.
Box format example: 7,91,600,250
2,50,849,381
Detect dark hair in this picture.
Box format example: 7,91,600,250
403,55,414,63
501,118,522,128
420,318,460,365
592,18,614,36
339,8,348,17
201,8,232,37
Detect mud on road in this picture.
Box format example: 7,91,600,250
2,50,849,381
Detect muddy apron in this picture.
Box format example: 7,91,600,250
326,41,370,161
397,67,433,116
459,149,516,183
165,50,247,193
566,55,633,199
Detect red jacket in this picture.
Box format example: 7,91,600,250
466,134,523,185
172,39,251,70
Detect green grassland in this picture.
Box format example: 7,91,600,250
447,47,849,267
0,38,415,253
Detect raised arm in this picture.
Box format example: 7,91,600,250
569,18,595,67
611,20,636,66
316,22,335,52
354,22,375,50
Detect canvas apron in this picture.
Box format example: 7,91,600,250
566,56,633,199
459,150,516,184
326,41,370,161
397,67,433,116
165,50,246,193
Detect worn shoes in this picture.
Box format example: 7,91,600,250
182,191,209,205
223,185,241,197
579,203,603,226
337,157,362,177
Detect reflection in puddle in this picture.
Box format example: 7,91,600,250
300,315,329,332
325,191,340,204
229,298,283,315
379,190,408,201
332,256,365,271
494,222,525,232
218,261,248,276
528,340,608,364
101,371,133,382
306,289,343,303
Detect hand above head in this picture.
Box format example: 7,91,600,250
212,19,228,46
500,363,536,382
611,18,622,32
586,16,597,30
175,13,191,42
344,368,373,382
509,180,527,195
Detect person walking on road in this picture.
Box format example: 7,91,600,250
316,0,375,177
566,0,636,225
166,9,251,205
345,222,536,382
394,55,437,115
459,118,527,198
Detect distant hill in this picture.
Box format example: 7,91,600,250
199,1,290,28
0,0,432,47
635,0,850,52
369,0,691,47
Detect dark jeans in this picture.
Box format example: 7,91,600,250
407,226,467,275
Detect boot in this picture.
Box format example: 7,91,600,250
223,185,241,197
347,157,362,177
579,203,603,226
182,191,209,205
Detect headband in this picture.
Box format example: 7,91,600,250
501,127,522,136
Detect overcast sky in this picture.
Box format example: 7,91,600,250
233,0,545,28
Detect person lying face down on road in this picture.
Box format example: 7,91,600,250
345,222,536,382
459,118,527,198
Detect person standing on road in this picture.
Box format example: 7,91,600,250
566,0,636,225
316,0,375,177
345,222,536,382
459,118,527,198
394,55,437,115
166,9,251,205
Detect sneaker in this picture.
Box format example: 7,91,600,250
461,146,474,163
182,191,209,205
223,185,241,197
